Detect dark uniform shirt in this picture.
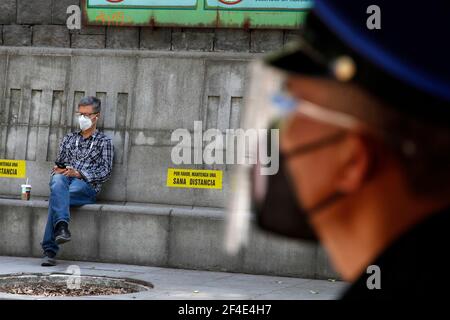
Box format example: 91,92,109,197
341,206,450,299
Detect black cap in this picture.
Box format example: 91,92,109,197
265,1,450,126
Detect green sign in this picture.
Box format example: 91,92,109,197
83,0,312,29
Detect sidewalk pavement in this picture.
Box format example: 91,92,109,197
0,256,348,300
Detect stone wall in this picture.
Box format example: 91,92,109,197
0,2,302,206
0,198,338,279
0,46,256,207
0,0,300,52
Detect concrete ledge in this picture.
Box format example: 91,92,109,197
0,46,260,61
0,198,338,279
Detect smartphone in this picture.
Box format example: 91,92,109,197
55,161,67,169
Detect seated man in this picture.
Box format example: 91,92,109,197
41,96,114,266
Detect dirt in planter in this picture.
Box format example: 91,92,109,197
1,283,137,297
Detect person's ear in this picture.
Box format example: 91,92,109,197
335,134,373,193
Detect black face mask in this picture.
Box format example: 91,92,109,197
251,130,348,243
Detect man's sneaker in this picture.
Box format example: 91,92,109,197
55,221,71,245
41,252,57,267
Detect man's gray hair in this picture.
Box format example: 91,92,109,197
79,96,101,113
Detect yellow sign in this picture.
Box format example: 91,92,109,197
0,159,26,178
167,168,222,189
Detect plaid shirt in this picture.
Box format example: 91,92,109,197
55,129,114,194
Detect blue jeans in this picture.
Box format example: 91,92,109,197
41,174,96,256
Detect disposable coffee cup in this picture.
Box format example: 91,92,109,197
21,184,32,201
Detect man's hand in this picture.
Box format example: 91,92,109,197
52,165,67,175
52,166,81,178
63,167,82,178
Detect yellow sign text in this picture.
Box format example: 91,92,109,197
167,168,222,189
0,159,26,178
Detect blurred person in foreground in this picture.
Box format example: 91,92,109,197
227,0,450,299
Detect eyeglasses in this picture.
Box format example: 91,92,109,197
75,112,98,118
271,90,365,131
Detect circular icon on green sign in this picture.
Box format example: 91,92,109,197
218,0,243,5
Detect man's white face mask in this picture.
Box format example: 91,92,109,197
79,115,93,131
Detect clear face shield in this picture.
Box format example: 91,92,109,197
224,60,364,255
